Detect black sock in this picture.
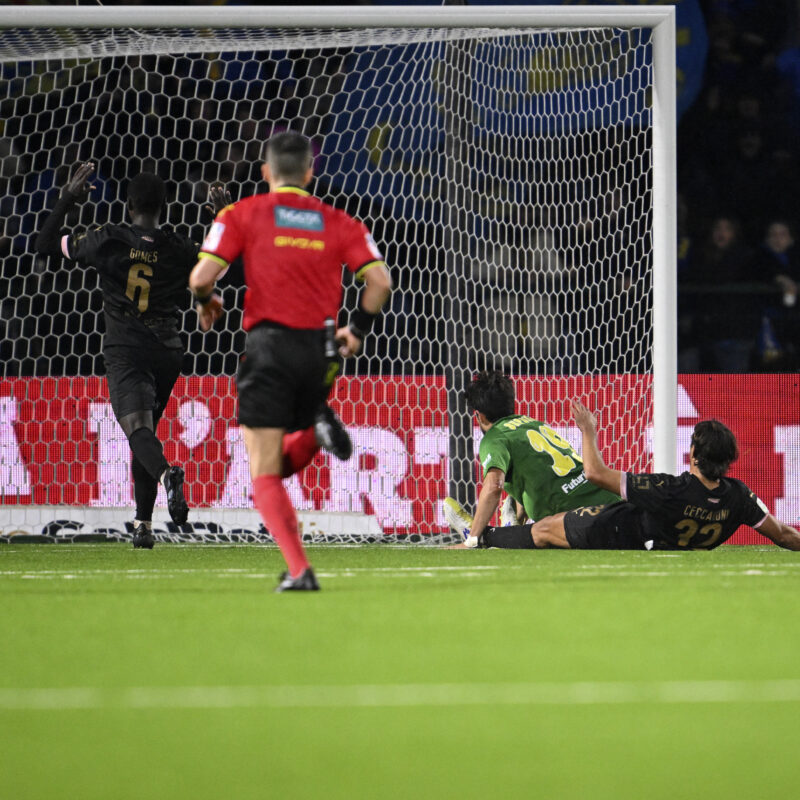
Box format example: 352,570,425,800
483,524,536,549
131,455,159,522
128,427,170,483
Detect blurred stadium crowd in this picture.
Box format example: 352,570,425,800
677,0,800,372
1,0,799,376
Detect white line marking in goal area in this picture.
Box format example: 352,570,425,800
0,565,506,578
2,564,798,580
2,680,800,711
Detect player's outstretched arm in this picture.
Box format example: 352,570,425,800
34,161,96,258
571,399,623,494
757,514,800,551
337,263,392,358
469,467,506,541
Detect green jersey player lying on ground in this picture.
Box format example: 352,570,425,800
462,398,800,551
443,371,620,547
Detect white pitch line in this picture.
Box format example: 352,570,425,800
2,565,798,580
3,563,798,578
0,565,506,577
0,568,261,576
2,679,800,711
580,562,800,569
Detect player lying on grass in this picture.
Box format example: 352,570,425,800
35,163,229,548
443,371,620,548
190,131,392,591
462,399,800,551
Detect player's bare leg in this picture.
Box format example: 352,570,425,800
530,513,570,548
243,425,319,591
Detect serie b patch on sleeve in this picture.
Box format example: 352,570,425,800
365,232,383,261
202,221,226,253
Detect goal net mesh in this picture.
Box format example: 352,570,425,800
0,22,654,542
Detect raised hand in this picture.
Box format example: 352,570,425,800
570,399,597,435
205,182,233,218
63,161,96,201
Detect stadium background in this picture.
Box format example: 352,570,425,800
1,0,799,543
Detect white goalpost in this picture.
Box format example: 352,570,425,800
0,5,676,543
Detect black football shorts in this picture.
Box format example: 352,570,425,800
104,344,183,422
237,322,333,430
563,502,648,550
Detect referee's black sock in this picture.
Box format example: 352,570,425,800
483,524,536,549
128,428,171,483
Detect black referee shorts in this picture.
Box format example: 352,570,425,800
104,344,183,423
563,502,648,550
236,322,334,431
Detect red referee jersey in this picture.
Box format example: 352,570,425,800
199,186,385,330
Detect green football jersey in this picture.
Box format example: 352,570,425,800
478,415,620,521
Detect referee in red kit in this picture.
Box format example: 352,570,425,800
189,131,392,591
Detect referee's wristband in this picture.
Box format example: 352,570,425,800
349,308,379,340
192,290,215,307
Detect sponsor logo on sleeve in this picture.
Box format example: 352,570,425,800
274,206,324,231
202,222,225,252
365,232,383,260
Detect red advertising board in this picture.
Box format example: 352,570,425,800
1,374,798,543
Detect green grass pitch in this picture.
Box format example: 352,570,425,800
2,543,800,799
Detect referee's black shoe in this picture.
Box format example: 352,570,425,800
314,404,352,460
163,466,189,526
275,567,320,592
132,523,155,549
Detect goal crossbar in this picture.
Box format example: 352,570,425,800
2,6,676,31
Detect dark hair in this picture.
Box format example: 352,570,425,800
690,419,739,481
127,172,166,216
463,371,515,422
766,219,794,238
265,131,312,183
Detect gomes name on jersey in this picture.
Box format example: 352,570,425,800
129,248,158,263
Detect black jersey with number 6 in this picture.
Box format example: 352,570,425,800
623,471,769,549
65,224,198,349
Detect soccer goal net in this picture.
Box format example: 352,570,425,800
0,6,676,543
